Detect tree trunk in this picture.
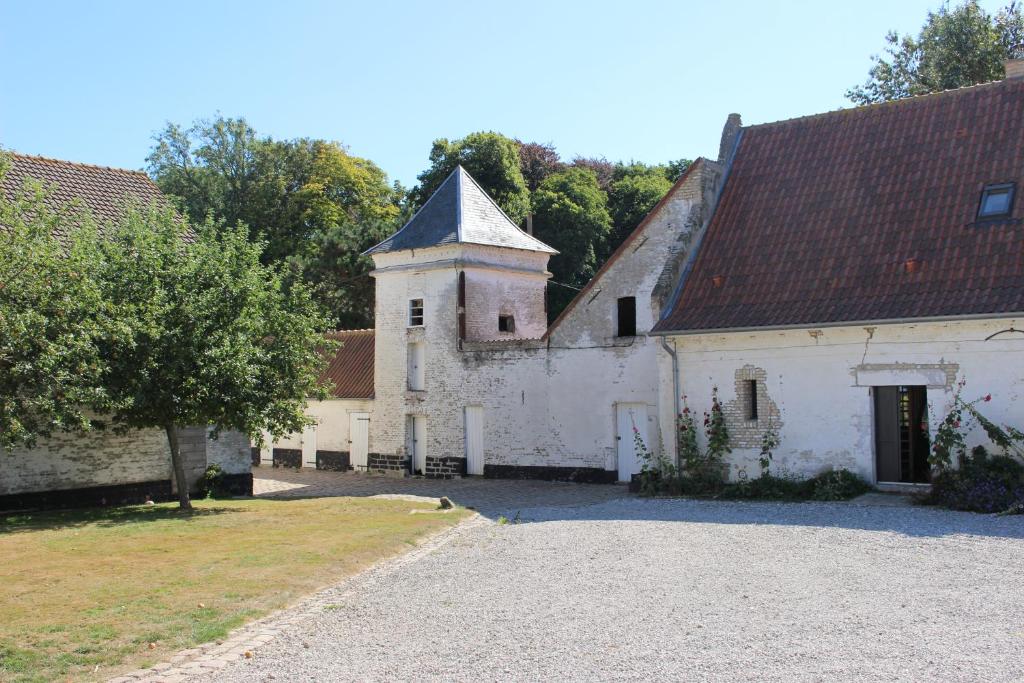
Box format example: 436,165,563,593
165,424,193,510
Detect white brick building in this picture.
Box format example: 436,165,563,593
287,64,1024,488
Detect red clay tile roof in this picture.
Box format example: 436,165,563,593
319,330,374,399
655,78,1024,333
2,153,167,233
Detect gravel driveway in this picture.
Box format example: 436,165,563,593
199,498,1024,682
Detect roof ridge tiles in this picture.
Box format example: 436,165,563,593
744,77,1016,132
8,151,152,178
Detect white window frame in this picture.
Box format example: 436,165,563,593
409,298,424,327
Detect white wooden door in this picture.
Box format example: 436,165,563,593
616,403,648,483
301,424,317,468
408,342,425,390
464,406,484,475
349,412,369,470
409,415,426,474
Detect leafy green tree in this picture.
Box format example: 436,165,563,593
665,158,693,183
848,1,1024,104
0,155,115,449
412,132,531,224
531,167,612,319
96,205,332,508
607,164,674,251
148,116,403,328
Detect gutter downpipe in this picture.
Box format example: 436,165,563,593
660,336,681,466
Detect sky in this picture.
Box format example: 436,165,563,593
0,0,1008,188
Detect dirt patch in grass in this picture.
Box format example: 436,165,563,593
0,497,468,682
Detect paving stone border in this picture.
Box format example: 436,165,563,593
109,512,488,683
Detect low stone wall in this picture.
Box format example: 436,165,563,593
272,448,302,468
316,450,350,471
483,464,617,484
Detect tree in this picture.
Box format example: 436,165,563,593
606,164,674,252
848,1,1024,104
516,140,564,191
531,167,612,319
412,132,531,224
570,156,616,192
147,116,403,328
96,205,331,509
0,155,115,449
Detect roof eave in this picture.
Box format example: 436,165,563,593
650,310,1024,337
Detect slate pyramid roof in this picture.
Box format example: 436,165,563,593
365,166,556,255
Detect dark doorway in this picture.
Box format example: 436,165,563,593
617,296,637,337
874,386,931,483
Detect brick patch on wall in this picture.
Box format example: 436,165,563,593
723,365,782,449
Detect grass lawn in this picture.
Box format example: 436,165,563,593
0,496,468,682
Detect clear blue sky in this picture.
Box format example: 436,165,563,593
0,0,1006,188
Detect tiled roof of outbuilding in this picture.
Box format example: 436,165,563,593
319,330,375,399
366,166,556,255
1,153,168,237
655,77,1024,333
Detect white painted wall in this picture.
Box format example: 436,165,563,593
660,318,1024,482
258,399,374,465
365,162,718,476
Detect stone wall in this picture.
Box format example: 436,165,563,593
0,423,252,508
0,425,171,497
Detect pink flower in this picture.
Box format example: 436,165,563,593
984,394,992,402
954,420,960,428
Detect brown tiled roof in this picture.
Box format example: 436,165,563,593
2,153,167,234
656,78,1024,333
319,330,374,399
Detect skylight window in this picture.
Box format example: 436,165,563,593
978,183,1015,219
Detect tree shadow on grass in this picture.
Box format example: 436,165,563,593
0,504,241,535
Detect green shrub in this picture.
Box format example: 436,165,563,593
809,469,872,501
638,467,870,502
922,451,1024,514
197,464,228,499
721,473,812,501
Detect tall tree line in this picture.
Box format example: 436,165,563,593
149,121,691,326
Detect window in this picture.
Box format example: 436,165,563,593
408,342,425,391
617,296,637,337
498,314,515,333
978,183,1015,219
409,298,424,326
747,379,759,421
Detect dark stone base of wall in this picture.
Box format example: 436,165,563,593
250,447,261,467
425,456,467,479
220,472,254,496
317,450,351,471
483,464,618,484
272,448,302,468
0,479,174,513
368,452,407,472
